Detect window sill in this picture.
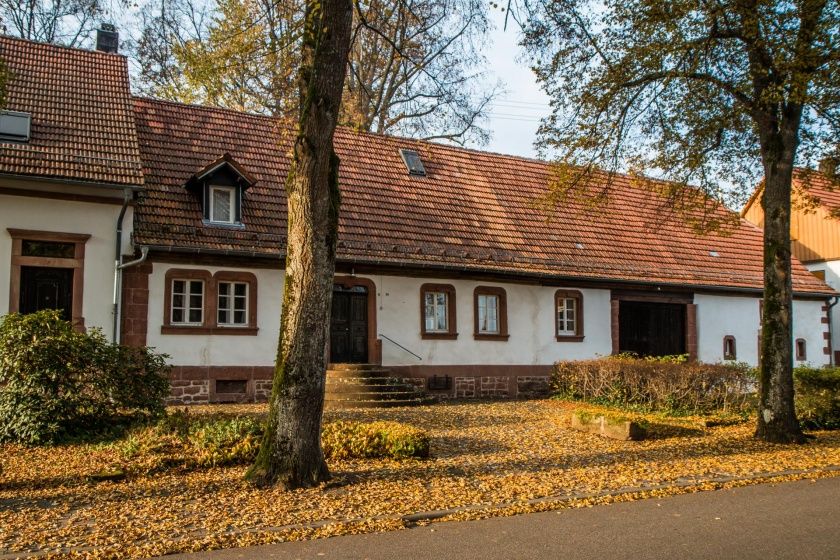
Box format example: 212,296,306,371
161,325,259,336
474,333,510,341
202,219,246,230
556,335,584,342
421,332,458,340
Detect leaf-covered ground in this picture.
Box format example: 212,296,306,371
2,399,839,559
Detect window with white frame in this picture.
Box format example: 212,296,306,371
555,294,579,337
209,186,236,223
424,291,449,332
218,281,248,326
477,293,499,334
171,279,204,324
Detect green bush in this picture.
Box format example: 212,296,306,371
0,310,170,444
794,367,840,429
321,420,430,460
552,356,755,415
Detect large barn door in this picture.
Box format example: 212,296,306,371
618,300,687,357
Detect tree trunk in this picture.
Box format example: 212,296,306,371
756,131,806,444
246,0,354,489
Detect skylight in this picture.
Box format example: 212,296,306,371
399,149,426,176
0,111,31,143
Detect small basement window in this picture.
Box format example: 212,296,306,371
0,111,32,143
399,149,426,176
216,379,247,394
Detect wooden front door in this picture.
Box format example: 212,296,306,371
19,266,74,320
618,300,686,357
330,287,369,363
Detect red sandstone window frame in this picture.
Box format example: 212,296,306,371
473,286,509,340
7,228,90,331
420,283,457,340
795,338,807,361
554,289,584,342
162,269,258,335
723,335,737,360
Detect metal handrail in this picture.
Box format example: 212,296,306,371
378,334,423,361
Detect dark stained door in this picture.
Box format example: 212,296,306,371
19,266,74,320
330,287,368,363
619,301,686,357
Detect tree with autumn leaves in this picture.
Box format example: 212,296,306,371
520,0,840,442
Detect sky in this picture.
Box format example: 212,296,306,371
481,9,551,159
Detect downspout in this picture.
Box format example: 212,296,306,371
827,296,839,366
112,190,132,343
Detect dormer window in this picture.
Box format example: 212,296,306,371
186,153,256,228
210,186,237,224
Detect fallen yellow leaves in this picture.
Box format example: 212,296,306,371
1,399,838,559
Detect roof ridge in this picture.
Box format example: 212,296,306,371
0,34,127,60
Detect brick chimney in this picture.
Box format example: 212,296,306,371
95,24,119,54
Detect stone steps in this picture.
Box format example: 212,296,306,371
324,363,428,409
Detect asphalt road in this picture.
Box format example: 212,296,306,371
165,477,840,560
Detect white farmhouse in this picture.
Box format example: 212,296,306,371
0,35,833,404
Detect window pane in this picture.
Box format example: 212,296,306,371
190,281,203,296
173,280,185,294
218,282,230,296
172,308,184,323
436,300,447,330
212,189,232,222
436,292,446,306
218,295,229,311
189,309,202,323
234,283,247,297
173,294,184,308
21,240,75,258
234,296,247,311
218,309,229,324
234,310,246,324
189,294,202,309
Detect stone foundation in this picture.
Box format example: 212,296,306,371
167,380,210,405
516,376,551,398
480,376,509,398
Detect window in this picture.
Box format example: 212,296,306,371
555,290,584,341
478,294,498,333
796,338,807,361
209,186,236,223
163,269,258,334
723,336,737,360
218,281,248,326
420,283,457,339
812,269,826,281
171,279,204,325
473,286,509,340
425,291,448,331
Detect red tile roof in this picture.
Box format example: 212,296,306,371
132,97,832,295
0,36,143,186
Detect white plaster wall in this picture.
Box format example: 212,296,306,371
695,294,761,365
0,189,128,339
696,293,830,367
145,263,284,366
806,260,840,362
792,298,830,367
372,275,613,366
